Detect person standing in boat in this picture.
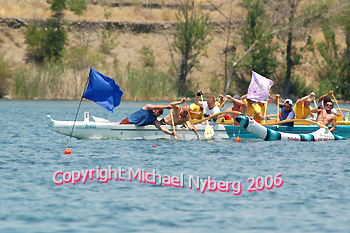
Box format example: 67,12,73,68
194,91,221,125
294,92,316,119
274,94,295,126
311,100,337,132
159,97,197,132
120,104,177,136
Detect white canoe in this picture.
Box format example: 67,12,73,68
47,112,230,140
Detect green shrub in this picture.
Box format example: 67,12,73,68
139,46,156,68
100,29,118,55
0,53,11,98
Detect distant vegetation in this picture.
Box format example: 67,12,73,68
0,0,350,101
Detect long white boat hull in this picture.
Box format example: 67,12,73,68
47,113,229,140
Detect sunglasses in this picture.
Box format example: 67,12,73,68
325,104,333,107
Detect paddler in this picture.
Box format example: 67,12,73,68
252,94,275,122
158,97,197,132
194,91,220,125
311,100,337,132
219,94,245,125
274,94,295,126
120,103,177,136
294,92,316,119
188,94,224,120
317,91,343,117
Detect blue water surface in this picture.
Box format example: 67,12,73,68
0,100,350,233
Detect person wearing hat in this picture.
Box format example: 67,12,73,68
274,94,295,126
219,94,245,125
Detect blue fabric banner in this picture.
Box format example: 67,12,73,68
82,68,123,113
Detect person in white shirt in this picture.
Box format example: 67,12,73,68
194,91,220,125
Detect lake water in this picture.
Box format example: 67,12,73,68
1,100,350,232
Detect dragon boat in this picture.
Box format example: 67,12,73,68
47,110,350,140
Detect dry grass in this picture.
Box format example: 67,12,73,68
0,0,50,18
0,0,242,22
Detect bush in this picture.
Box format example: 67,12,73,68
139,46,155,68
0,53,11,98
100,29,118,55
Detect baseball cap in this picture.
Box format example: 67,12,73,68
284,99,293,106
233,95,241,100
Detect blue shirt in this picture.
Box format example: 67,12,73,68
280,103,295,126
128,108,157,126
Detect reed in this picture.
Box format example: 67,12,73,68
12,63,88,100
115,64,177,101
10,59,177,100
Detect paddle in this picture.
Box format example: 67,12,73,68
312,97,318,109
267,114,277,118
340,108,350,113
200,95,215,138
192,110,242,124
262,118,327,128
332,94,344,118
170,109,177,140
276,95,280,130
184,101,200,139
219,97,227,109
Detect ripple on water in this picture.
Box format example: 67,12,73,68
1,100,350,232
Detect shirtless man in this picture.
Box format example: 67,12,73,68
311,100,337,132
317,91,342,117
160,98,197,132
219,95,245,125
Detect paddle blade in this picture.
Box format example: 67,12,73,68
204,125,215,138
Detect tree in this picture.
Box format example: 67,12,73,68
332,0,350,94
310,22,349,99
169,0,212,96
207,0,281,95
25,0,86,63
280,0,302,98
229,0,279,94
266,0,331,97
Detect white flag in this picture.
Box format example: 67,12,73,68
246,71,273,103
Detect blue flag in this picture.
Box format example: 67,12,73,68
82,68,123,113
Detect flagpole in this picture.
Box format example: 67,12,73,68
65,67,91,154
